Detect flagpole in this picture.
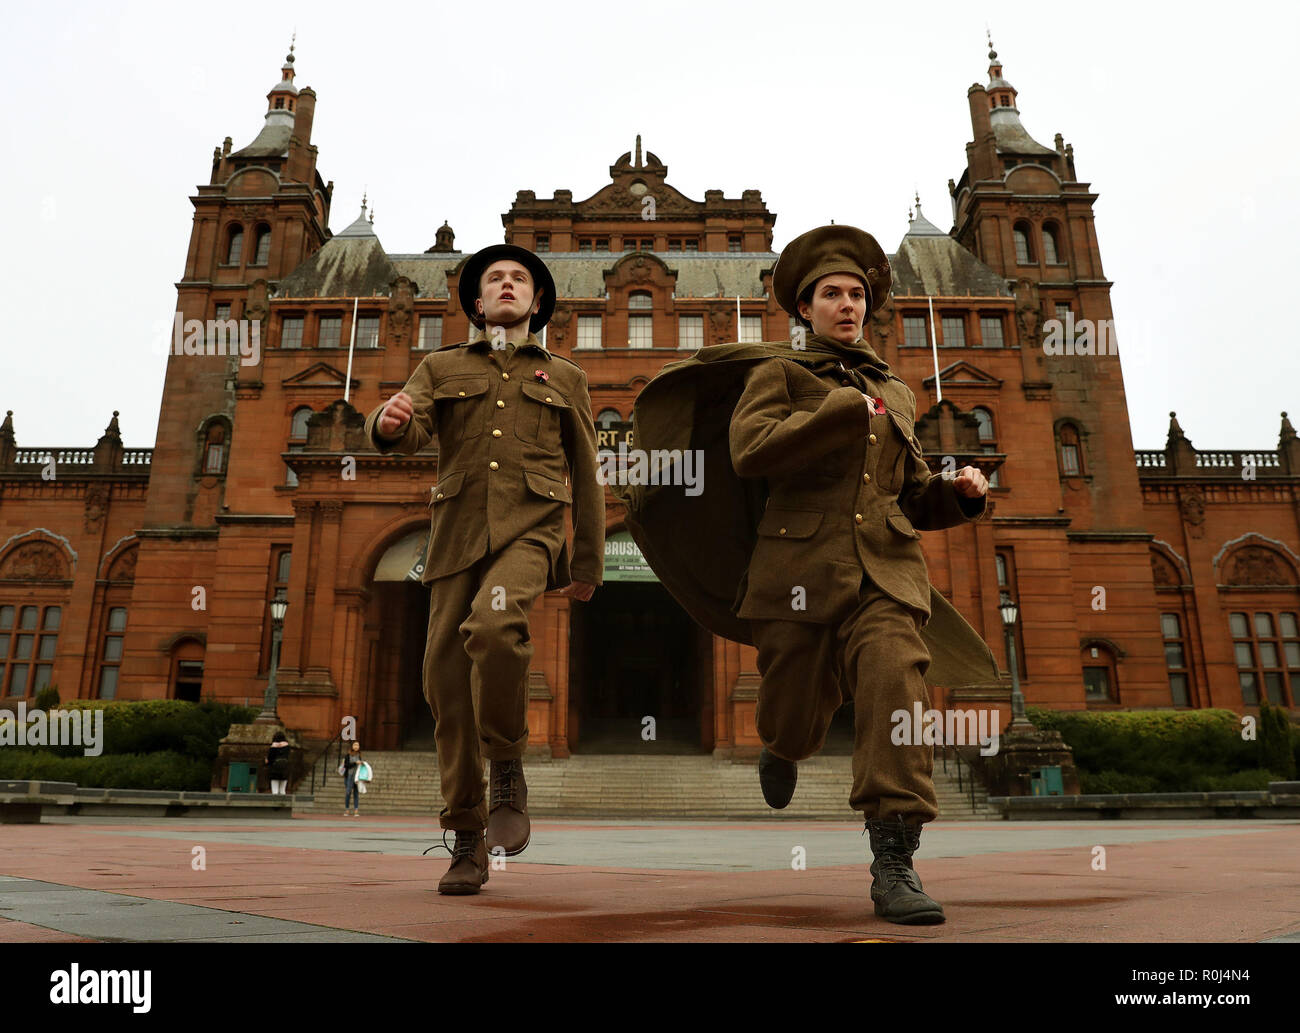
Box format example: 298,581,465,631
927,295,942,403
343,296,358,403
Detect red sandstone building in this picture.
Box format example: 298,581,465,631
2,46,1297,755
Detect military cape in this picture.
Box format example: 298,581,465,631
610,340,1001,690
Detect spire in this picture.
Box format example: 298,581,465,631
906,193,945,237
985,33,1017,109
635,134,642,167
1281,411,1296,443
337,197,377,238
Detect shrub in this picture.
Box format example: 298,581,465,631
1026,706,1297,793
40,700,258,759
33,685,60,710
0,749,211,791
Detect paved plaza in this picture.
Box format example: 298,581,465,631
0,815,1297,943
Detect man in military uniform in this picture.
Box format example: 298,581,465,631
614,225,993,925
363,244,604,895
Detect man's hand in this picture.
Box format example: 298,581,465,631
378,391,414,438
952,465,989,497
554,581,597,602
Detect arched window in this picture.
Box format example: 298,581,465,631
290,407,313,439
202,422,226,475
1042,224,1061,265
1012,222,1034,265
627,291,653,348
286,407,312,487
226,226,244,265
1058,422,1084,476
1083,642,1119,703
972,407,1000,488
596,408,623,430
253,225,272,266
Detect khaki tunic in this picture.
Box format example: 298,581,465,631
729,352,986,622
362,332,605,589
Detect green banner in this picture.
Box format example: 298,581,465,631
604,531,658,582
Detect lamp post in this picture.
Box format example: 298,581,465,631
1000,591,1031,731
256,593,288,724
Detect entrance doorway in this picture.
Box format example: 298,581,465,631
569,581,710,754
367,528,433,749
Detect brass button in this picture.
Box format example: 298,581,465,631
855,513,864,524
869,433,877,444
492,429,502,438
549,490,555,498
458,390,466,397
489,461,499,471
863,473,871,483
496,400,505,408
435,492,444,500
779,528,787,536
545,396,553,403
502,372,510,380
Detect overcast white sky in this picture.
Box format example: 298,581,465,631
2,0,1296,452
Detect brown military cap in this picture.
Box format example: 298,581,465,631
773,224,892,324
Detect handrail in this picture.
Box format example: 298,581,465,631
309,728,347,795
939,744,978,813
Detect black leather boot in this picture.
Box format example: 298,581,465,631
864,815,946,925
758,747,797,809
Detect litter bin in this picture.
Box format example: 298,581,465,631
1029,765,1064,796
227,762,258,793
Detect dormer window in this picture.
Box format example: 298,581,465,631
274,97,285,109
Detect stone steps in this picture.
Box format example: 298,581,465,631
301,752,995,820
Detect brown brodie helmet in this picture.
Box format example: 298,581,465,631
457,244,557,334
773,224,892,329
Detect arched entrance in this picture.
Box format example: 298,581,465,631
365,528,432,748
568,531,712,753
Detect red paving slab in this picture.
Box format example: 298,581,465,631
1,821,1297,942
0,917,94,943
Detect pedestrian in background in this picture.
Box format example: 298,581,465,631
266,728,291,795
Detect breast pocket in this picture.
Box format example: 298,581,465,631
881,409,924,493
433,375,489,442
516,380,571,446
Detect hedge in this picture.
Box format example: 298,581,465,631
0,699,259,790
1025,706,1300,793
0,748,211,791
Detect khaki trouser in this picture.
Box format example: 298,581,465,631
750,574,940,824
423,538,552,831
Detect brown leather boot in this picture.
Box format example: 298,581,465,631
436,829,489,895
486,758,530,856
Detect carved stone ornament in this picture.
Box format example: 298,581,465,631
1178,489,1205,539
108,547,138,583
84,484,109,533
0,542,69,580
548,307,572,344
1225,546,1294,586
388,277,415,345
1150,550,1180,587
